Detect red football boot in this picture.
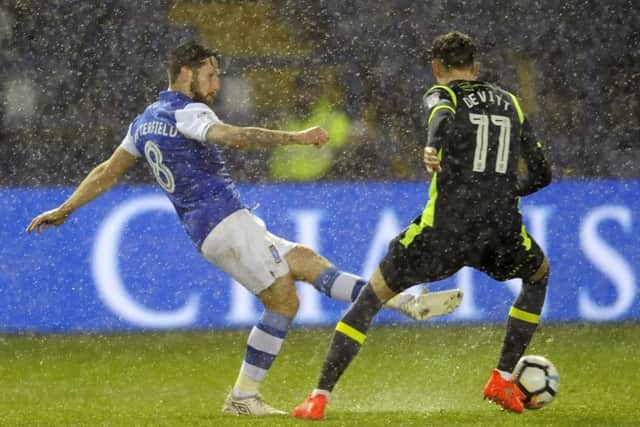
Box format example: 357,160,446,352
483,369,525,413
292,394,328,420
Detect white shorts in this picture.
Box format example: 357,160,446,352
200,209,296,295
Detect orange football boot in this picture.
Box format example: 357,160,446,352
292,394,328,420
483,368,525,413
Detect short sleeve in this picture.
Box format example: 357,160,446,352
119,124,141,157
175,103,222,142
422,86,456,112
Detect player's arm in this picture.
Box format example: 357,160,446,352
206,123,328,149
26,147,137,233
175,102,328,149
423,86,456,174
516,118,552,196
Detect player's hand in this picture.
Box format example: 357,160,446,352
26,208,71,234
294,126,329,147
424,146,441,175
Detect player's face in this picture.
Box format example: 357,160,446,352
191,57,220,105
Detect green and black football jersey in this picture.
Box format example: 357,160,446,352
421,80,551,228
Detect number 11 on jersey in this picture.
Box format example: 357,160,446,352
469,113,511,174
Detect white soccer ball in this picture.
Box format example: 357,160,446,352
512,355,560,409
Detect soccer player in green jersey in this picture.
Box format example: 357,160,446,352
293,31,552,419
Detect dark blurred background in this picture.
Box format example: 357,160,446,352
1,0,638,186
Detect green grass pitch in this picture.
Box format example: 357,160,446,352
1,323,638,426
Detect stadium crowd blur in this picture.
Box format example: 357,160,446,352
1,0,638,186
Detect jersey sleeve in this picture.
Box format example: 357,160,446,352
175,103,223,142
119,124,141,157
423,85,457,149
516,118,552,196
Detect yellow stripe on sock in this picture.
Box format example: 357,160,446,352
335,321,366,345
509,306,540,324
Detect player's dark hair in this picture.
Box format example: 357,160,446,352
430,31,476,69
168,41,220,83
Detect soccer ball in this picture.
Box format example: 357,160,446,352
512,355,559,409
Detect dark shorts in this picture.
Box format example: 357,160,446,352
379,215,546,293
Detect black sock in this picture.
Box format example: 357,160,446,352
317,285,383,391
497,271,549,372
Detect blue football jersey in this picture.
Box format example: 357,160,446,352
120,91,245,248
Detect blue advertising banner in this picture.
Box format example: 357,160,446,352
2,180,639,332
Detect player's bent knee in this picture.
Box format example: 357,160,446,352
261,283,299,318
528,257,549,284
262,296,299,319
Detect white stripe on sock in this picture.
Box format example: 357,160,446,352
248,326,284,355
241,361,269,382
329,272,360,302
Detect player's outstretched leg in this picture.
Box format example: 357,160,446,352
293,284,383,420
288,247,462,321
484,258,549,413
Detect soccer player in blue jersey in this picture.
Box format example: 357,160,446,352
27,41,462,416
